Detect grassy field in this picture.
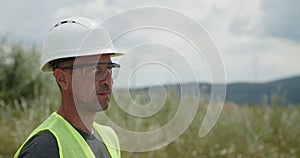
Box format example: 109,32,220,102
1,96,299,158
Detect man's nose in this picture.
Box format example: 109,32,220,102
99,71,113,86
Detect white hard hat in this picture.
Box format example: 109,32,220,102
41,16,124,72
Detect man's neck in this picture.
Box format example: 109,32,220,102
57,101,96,134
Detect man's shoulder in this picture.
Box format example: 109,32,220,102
18,130,59,158
94,123,115,133
93,123,120,148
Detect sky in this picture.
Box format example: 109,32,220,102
1,0,300,88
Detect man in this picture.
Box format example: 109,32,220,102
14,17,124,158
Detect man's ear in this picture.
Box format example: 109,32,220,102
53,69,70,90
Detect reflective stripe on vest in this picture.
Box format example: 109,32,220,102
14,112,120,158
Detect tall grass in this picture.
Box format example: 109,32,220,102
0,97,59,157
100,99,300,158
1,97,299,158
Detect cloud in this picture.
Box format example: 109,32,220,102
222,36,300,82
48,0,300,84
1,0,299,84
53,0,120,22
0,0,85,45
260,0,300,41
227,0,300,42
227,0,262,35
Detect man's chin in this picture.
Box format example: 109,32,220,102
96,94,110,111
97,99,110,111
99,103,109,111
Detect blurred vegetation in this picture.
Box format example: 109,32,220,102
0,39,59,113
0,40,59,157
101,98,300,158
0,41,299,158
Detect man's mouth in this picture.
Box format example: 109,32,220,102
97,92,111,98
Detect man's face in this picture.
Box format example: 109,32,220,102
70,54,114,112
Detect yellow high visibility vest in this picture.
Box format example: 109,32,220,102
14,112,120,158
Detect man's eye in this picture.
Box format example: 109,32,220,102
107,65,113,70
89,67,98,72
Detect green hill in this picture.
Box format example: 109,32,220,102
128,75,300,106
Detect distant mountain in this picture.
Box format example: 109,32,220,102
224,75,300,105
198,75,300,105
127,75,300,106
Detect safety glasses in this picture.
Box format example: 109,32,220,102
61,62,120,81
